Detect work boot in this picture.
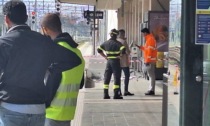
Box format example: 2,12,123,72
124,91,134,96
145,90,155,95
119,90,122,96
113,89,123,99
104,89,110,99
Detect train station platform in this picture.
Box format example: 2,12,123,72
71,67,179,126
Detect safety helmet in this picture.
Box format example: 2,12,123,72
110,29,119,36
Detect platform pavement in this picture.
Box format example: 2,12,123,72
71,70,179,126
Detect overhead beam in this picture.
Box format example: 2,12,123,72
58,0,121,10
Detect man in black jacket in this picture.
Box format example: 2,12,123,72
0,1,81,126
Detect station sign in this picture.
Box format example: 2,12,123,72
84,11,103,19
196,0,210,44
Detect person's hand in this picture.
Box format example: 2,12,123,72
145,63,150,66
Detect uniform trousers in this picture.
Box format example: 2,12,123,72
104,59,121,89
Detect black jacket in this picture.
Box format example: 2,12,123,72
97,38,126,57
45,33,85,107
0,25,81,104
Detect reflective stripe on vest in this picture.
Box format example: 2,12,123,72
147,46,157,50
46,41,85,121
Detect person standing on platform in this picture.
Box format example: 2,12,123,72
41,13,85,126
136,28,157,95
0,1,81,126
97,29,126,99
117,29,134,96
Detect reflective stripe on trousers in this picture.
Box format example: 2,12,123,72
104,59,121,89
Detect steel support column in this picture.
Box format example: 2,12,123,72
180,0,203,125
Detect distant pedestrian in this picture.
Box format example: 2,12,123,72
171,31,175,42
41,13,85,126
136,28,157,95
117,29,134,96
97,29,125,99
0,1,81,126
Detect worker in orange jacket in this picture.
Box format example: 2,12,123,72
136,28,157,95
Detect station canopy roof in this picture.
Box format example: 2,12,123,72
58,0,122,10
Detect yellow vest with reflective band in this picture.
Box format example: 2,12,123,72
46,41,85,121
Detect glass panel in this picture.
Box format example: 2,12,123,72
168,0,181,126
203,45,210,126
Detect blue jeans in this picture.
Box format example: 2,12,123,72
45,118,70,126
122,67,130,92
0,106,45,126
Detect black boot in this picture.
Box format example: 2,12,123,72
113,89,123,99
145,90,155,95
124,91,134,96
104,89,110,99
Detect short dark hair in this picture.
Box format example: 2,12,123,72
41,13,62,32
141,28,150,34
3,1,27,24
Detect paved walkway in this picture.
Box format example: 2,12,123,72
71,73,180,126
72,46,179,126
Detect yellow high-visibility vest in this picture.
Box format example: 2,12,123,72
46,41,85,121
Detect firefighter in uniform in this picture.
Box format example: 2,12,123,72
97,29,126,99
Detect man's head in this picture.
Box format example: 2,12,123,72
3,0,28,28
110,29,119,39
40,13,62,39
118,29,125,39
141,28,150,37
3,1,28,29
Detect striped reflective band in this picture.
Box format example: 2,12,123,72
120,46,125,51
106,51,120,54
98,46,105,51
57,83,80,92
148,46,157,50
51,97,78,106
51,84,79,107
113,84,119,89
107,56,119,59
147,56,156,60
150,58,156,60
104,84,109,89
111,31,118,35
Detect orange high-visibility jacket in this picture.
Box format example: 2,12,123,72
139,34,157,63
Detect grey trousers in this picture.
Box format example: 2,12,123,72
146,63,156,91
